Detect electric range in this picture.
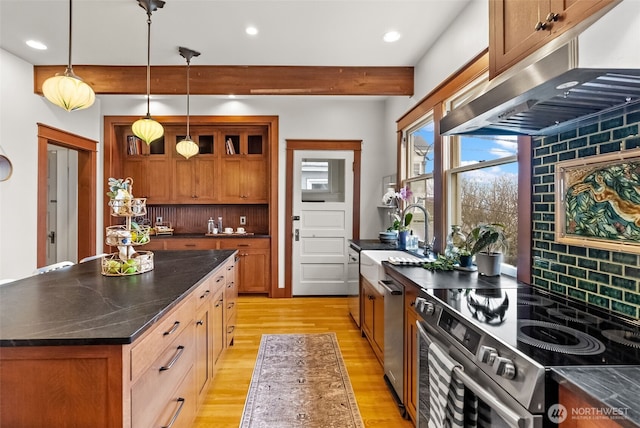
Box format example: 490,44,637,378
413,281,640,425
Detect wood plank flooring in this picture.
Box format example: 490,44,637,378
193,296,414,428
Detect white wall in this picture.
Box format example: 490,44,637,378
0,0,489,282
0,49,101,280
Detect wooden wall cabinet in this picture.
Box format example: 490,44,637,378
361,276,384,365
171,127,220,204
121,128,172,203
219,127,268,203
489,0,619,79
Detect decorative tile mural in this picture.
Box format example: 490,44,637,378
531,103,640,319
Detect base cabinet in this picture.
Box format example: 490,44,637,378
559,385,623,428
404,284,419,424
220,239,270,294
361,276,384,364
0,253,237,428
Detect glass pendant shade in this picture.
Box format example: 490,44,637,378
134,0,165,145
43,69,95,112
176,137,199,159
43,0,95,112
132,116,164,145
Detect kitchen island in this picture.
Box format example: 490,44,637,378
0,249,237,428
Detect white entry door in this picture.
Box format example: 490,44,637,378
292,150,354,295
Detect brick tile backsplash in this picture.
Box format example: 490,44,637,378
531,103,640,319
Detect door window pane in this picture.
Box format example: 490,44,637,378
301,159,345,202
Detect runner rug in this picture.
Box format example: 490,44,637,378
239,333,365,428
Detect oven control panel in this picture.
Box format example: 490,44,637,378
479,346,516,379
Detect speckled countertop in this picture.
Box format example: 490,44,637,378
551,367,640,427
0,250,235,346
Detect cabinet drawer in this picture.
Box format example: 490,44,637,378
131,295,195,381
218,237,270,249
151,365,197,428
194,276,215,310
132,322,195,428
163,239,217,250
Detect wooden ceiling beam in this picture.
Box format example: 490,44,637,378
34,65,414,96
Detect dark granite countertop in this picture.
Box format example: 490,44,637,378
383,262,523,290
349,239,401,252
551,367,640,427
152,233,270,239
0,250,235,347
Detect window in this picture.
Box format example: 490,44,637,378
450,135,518,268
406,117,435,178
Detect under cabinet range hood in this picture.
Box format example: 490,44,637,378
440,4,640,136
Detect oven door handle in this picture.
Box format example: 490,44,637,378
452,366,528,428
416,321,533,428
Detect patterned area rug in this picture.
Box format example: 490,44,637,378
239,333,365,428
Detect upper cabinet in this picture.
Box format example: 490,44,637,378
105,118,274,206
172,127,219,204
489,0,619,79
219,127,269,203
121,127,172,204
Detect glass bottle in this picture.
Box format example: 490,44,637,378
208,217,215,234
445,225,466,257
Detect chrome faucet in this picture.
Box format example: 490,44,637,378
402,203,431,257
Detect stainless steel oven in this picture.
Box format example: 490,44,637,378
416,320,542,428
414,290,544,428
411,283,640,428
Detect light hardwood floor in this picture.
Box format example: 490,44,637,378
193,295,414,428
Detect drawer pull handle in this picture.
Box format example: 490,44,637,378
199,290,210,299
227,302,235,310
227,326,235,334
227,265,234,271
215,298,224,307
216,275,225,283
185,244,196,247
163,321,180,336
196,320,204,326
238,244,250,247
227,282,234,288
160,346,185,371
161,397,185,428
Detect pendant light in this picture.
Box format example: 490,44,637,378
132,0,165,145
42,0,95,112
176,47,200,160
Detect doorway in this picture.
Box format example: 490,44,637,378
285,140,361,298
46,145,79,265
37,124,98,268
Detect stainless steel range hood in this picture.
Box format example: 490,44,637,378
440,5,640,137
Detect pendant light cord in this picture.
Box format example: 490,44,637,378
67,0,73,71
145,13,152,117
186,58,191,138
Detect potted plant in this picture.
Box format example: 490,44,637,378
467,223,508,276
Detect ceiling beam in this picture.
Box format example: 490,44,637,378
34,65,414,96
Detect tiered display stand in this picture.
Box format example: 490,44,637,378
102,178,154,276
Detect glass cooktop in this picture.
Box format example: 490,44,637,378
420,284,640,367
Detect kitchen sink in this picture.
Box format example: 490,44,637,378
360,250,431,288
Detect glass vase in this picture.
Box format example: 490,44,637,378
445,225,466,258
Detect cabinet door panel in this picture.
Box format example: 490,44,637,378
220,159,242,202
238,250,269,293
195,158,217,202
173,159,196,202
244,159,268,202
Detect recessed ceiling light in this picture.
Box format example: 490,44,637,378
383,31,401,43
246,26,258,36
26,40,47,50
